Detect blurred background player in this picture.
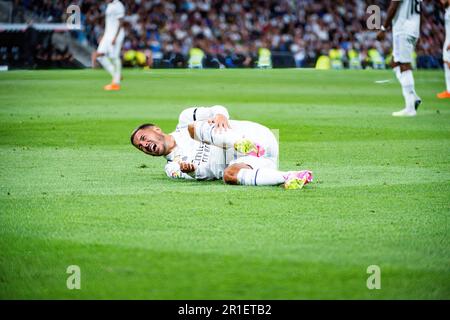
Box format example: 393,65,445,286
91,0,125,91
378,0,422,117
437,0,450,99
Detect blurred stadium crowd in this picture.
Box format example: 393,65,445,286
7,0,447,69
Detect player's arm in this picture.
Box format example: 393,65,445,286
112,18,124,45
112,3,125,46
165,161,214,181
180,162,214,181
164,161,195,180
178,105,231,131
377,0,401,41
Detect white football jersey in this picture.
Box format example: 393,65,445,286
104,0,125,39
392,0,421,38
165,127,227,180
163,106,278,181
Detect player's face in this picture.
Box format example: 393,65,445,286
133,127,166,156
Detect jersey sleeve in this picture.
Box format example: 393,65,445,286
164,161,194,180
177,105,230,128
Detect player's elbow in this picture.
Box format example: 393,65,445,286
188,123,195,139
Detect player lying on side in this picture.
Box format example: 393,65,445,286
130,105,313,189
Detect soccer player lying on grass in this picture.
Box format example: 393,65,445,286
130,105,312,189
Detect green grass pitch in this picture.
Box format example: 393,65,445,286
0,69,449,299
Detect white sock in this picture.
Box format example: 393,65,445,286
97,56,115,77
445,63,450,92
112,57,121,84
194,121,242,149
399,70,416,112
393,66,401,82
236,168,286,186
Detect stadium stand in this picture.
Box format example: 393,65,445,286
0,0,445,69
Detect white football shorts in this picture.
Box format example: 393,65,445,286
97,30,124,59
393,33,417,64
228,126,279,171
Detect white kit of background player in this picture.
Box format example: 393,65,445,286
377,0,422,117
130,105,313,190
91,0,125,91
437,0,450,99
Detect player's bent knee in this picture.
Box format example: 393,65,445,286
223,164,251,185
223,167,238,185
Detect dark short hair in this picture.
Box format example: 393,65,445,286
130,123,155,146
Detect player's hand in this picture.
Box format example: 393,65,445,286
179,162,196,173
376,30,385,41
208,114,231,133
112,38,116,45
447,44,450,51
